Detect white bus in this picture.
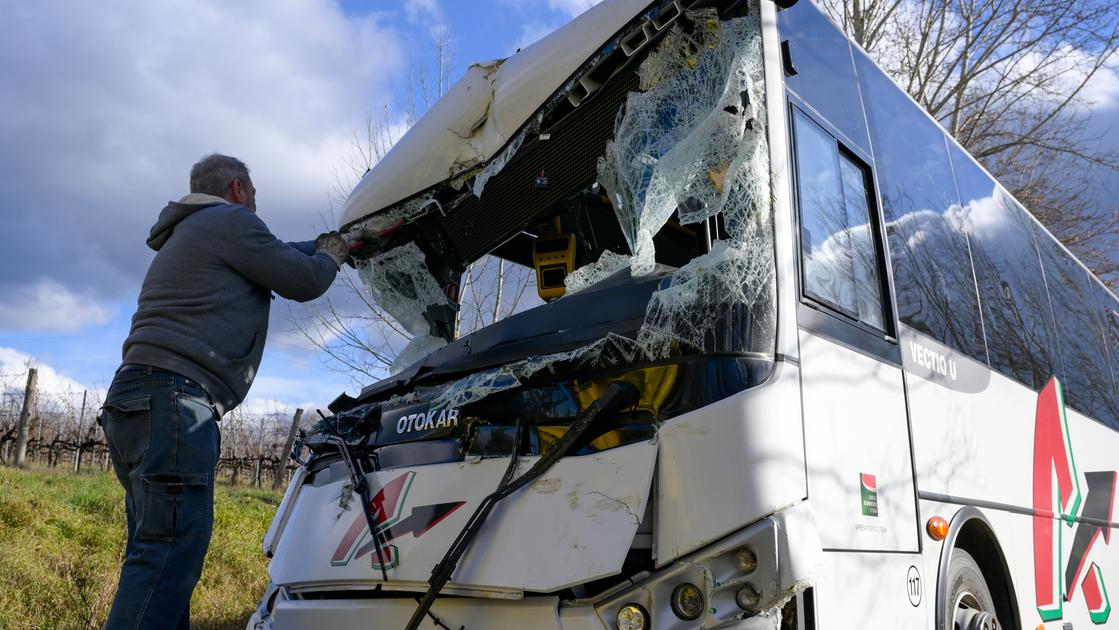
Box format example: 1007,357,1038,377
250,0,1119,628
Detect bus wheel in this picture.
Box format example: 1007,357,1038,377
946,548,1000,630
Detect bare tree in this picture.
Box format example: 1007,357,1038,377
820,0,1119,286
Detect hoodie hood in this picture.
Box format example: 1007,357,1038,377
147,193,230,250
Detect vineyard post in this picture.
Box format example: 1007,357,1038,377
254,415,265,487
273,408,303,490
13,369,38,468
74,389,87,474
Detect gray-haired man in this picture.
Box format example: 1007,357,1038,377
99,154,347,629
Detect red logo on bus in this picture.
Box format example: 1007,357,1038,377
1032,378,1116,624
331,471,465,570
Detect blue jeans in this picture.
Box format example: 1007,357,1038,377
100,365,220,630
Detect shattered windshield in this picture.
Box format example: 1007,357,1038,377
345,7,774,398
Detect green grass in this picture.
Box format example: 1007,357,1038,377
0,466,281,630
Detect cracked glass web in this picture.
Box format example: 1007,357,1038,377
563,250,633,295
595,8,775,357
597,9,771,276
355,241,451,375
360,5,774,394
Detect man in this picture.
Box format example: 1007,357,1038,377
99,154,348,629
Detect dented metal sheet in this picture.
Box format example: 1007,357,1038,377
338,0,661,228
254,2,818,626
271,597,563,630
348,193,437,239
267,440,657,593
655,362,806,565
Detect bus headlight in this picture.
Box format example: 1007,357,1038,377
733,546,758,574
594,508,807,629
735,584,761,610
670,583,705,620
615,603,649,630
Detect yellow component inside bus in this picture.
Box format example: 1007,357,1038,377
533,219,576,301
536,364,680,452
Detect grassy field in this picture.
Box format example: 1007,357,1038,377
0,466,281,630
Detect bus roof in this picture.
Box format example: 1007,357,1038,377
802,0,1119,304
338,0,657,229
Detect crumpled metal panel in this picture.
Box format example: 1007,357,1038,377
271,596,562,630
655,363,806,565
338,0,659,228
268,440,657,593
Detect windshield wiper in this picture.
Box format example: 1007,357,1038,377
404,380,639,630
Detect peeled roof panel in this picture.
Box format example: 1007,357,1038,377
338,0,657,228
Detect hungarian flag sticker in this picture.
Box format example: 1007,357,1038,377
860,473,879,517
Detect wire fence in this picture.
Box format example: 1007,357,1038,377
0,368,306,488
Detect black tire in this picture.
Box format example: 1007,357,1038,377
945,549,1000,630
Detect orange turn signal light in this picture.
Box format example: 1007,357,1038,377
927,516,950,541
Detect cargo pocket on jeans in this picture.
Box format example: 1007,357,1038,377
137,474,212,540
101,395,152,467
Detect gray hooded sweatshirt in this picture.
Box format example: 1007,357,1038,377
122,194,339,416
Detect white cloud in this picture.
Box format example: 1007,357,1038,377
0,347,346,420
0,0,407,328
241,370,353,416
0,347,100,400
237,397,306,417
506,0,604,51
403,0,451,46
268,321,336,355
1082,51,1119,111
1005,47,1119,113
497,0,601,35
547,0,603,18
514,22,563,51
405,0,443,22
0,346,350,417
0,280,115,331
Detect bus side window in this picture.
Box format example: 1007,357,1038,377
1103,302,1119,428
778,1,871,154
855,51,987,364
951,145,1060,393
1033,227,1119,427
793,109,887,332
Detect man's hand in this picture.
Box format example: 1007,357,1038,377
314,231,349,268
345,227,387,262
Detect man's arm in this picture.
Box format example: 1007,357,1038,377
213,207,339,302
288,240,317,256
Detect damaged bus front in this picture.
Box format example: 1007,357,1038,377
251,1,818,628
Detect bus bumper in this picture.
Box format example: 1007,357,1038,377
250,599,777,629
248,502,820,630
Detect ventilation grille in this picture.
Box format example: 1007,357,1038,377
439,73,640,262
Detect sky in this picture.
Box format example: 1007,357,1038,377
0,0,603,414
0,0,1116,415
